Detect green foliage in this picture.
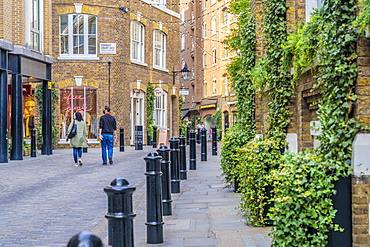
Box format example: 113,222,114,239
270,151,340,246
213,109,222,139
221,0,257,198
35,82,59,148
146,82,155,138
355,0,370,33
179,96,186,135
220,125,255,185
236,137,283,225
221,0,363,244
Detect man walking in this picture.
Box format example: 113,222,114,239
99,106,117,165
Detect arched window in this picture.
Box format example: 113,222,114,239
60,14,97,58
211,16,217,35
60,87,98,139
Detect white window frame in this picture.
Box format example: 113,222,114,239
26,0,44,52
152,0,166,5
203,52,207,68
211,16,217,36
212,78,217,95
154,92,167,128
153,30,166,70
202,22,207,39
211,0,217,5
181,34,185,50
223,45,229,59
181,8,185,24
203,81,207,98
212,48,217,66
131,21,146,64
306,0,323,22
224,77,229,96
222,8,229,26
59,14,98,59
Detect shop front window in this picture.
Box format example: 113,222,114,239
60,87,97,139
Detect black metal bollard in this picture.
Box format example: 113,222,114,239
169,137,180,193
120,127,124,152
152,126,157,148
144,152,164,244
82,147,88,153
201,128,207,161
196,128,201,144
189,130,196,170
186,126,190,145
147,130,151,146
104,178,136,247
211,126,217,156
31,128,36,157
157,145,172,216
178,135,187,180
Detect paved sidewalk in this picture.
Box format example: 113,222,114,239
0,144,272,246
130,146,272,247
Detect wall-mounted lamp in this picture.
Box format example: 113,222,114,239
172,63,191,85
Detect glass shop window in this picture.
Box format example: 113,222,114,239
60,87,98,139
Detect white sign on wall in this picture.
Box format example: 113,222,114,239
100,43,116,54
154,87,164,97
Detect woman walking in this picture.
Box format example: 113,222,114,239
66,112,88,166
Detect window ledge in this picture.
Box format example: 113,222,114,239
58,56,99,60
153,66,169,72
131,60,148,67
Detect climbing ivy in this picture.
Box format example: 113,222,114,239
179,96,186,135
213,109,221,139
35,82,59,148
269,0,359,245
146,82,154,139
220,0,366,244
221,0,256,187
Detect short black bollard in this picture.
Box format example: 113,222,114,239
120,127,125,152
178,135,187,180
186,126,190,145
83,147,88,153
144,152,164,244
189,130,196,170
211,126,217,156
104,178,136,247
157,145,172,216
196,128,201,144
31,128,36,157
147,130,151,146
169,137,180,193
201,128,207,161
152,126,157,148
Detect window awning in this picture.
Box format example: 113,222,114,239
200,104,216,109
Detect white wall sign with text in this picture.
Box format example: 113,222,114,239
100,43,116,54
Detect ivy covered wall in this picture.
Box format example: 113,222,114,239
221,0,370,245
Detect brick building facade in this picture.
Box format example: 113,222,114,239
0,0,54,163
51,1,181,146
180,0,237,133
181,0,370,245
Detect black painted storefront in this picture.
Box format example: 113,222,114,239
0,41,53,163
